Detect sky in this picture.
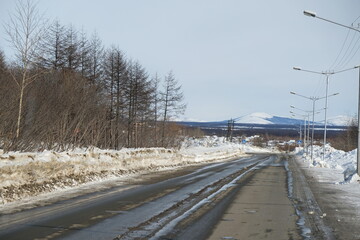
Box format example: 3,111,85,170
0,0,359,122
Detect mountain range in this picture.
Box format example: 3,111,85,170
180,112,352,126
231,112,352,126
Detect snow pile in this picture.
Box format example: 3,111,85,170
181,136,272,154
0,136,262,204
295,145,359,183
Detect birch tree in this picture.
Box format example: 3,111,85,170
4,0,46,138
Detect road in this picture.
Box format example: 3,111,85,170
0,153,331,239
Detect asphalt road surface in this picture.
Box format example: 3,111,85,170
0,153,339,240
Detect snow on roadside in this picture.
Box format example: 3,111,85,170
0,136,267,205
295,145,359,184
294,145,360,227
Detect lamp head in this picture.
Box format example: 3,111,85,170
304,10,316,17
290,91,296,95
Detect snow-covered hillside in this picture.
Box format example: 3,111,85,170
234,112,351,126
324,115,354,126
234,112,302,125
234,112,274,124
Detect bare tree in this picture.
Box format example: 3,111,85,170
78,28,91,78
151,73,161,146
63,25,80,70
38,20,66,69
4,0,47,138
0,50,6,73
160,71,186,145
0,50,16,145
88,31,104,83
103,46,128,148
1,2,188,151
124,61,154,147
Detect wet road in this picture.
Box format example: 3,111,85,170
0,153,301,240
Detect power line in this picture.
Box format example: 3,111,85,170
328,15,360,71
337,33,360,69
329,28,351,70
334,31,358,70
340,35,360,68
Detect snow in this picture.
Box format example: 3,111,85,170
233,112,352,126
235,112,274,124
0,136,268,206
324,115,354,126
1,135,359,228
249,112,274,119
294,144,360,225
295,145,359,183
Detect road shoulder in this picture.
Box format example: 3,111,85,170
291,156,360,240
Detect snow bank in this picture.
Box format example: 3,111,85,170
295,145,359,183
0,136,260,205
295,145,360,228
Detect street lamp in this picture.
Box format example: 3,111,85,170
290,107,322,157
303,10,316,18
303,11,360,33
290,111,309,152
290,105,313,159
290,92,339,163
290,105,324,155
303,9,360,175
293,66,353,160
290,113,303,147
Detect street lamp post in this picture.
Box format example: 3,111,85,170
290,106,314,159
358,67,360,176
290,107,321,156
290,113,303,147
303,10,360,175
303,11,360,33
290,92,339,163
291,107,324,157
290,111,309,151
293,66,354,160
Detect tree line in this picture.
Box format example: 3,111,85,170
0,0,189,152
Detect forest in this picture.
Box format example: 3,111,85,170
0,1,190,152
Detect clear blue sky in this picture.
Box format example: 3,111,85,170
1,0,359,121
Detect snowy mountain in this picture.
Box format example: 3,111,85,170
233,112,274,124
325,115,354,126
178,112,350,132
233,112,302,125
232,112,350,126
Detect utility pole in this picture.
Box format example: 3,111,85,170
226,119,235,142
302,10,360,174
290,92,338,163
